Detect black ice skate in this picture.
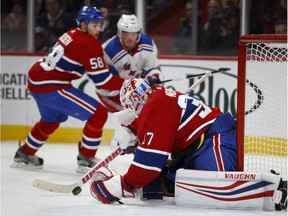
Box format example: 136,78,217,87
76,141,100,173
76,153,100,173
271,170,287,211
11,146,44,169
275,178,287,211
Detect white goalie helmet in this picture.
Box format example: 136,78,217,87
117,14,141,33
120,78,153,117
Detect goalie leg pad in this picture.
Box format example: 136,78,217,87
175,169,281,211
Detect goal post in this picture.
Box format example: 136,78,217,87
237,34,287,179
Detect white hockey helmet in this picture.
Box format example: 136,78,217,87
117,14,141,33
120,78,153,116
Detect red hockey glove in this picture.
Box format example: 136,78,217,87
90,174,135,204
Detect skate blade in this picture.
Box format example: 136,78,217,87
76,165,90,173
10,162,43,169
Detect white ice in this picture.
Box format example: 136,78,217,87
1,141,286,216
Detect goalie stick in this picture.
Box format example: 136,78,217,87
157,67,230,84
32,146,123,195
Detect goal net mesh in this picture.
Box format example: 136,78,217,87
243,39,287,180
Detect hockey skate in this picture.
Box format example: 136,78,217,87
11,146,44,169
76,141,101,173
271,170,287,211
76,153,101,173
275,178,287,211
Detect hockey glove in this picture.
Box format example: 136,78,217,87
91,167,114,181
147,76,161,86
111,126,138,154
90,175,135,204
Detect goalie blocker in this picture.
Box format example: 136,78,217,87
174,169,287,211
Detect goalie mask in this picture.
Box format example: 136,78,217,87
120,78,153,117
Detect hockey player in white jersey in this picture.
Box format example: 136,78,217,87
97,14,163,112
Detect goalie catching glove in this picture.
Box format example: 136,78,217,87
90,167,135,204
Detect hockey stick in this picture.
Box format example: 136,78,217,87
32,146,123,195
158,67,230,84
184,67,230,95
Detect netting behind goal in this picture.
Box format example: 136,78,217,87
237,35,287,180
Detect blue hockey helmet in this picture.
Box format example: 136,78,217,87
76,6,104,27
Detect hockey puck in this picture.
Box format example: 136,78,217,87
72,186,82,195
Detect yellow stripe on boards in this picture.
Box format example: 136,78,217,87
0,125,113,145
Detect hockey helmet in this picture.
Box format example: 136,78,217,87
76,6,105,29
120,78,153,116
117,14,141,33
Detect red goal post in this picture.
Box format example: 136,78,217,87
237,34,287,179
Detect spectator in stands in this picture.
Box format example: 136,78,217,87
2,0,27,31
35,0,45,15
17,26,50,52
206,0,223,20
61,0,84,15
96,0,134,43
34,26,50,52
36,0,77,47
274,19,287,34
147,0,170,17
171,1,204,55
1,0,27,51
202,0,224,44
117,1,134,15
94,0,113,43
201,6,240,56
244,0,263,34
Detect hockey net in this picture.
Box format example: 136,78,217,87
237,34,287,180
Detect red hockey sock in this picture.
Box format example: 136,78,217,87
80,104,107,158
22,119,60,155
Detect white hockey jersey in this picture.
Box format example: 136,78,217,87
102,33,162,80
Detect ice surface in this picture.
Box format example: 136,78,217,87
1,141,286,216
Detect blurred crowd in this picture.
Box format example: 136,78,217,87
171,0,287,55
1,0,287,55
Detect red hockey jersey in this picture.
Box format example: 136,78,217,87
124,86,222,188
28,28,123,93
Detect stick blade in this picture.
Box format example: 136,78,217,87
218,67,230,71
32,178,76,193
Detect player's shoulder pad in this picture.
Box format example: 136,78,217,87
147,87,166,105
69,28,102,52
102,36,122,59
139,33,154,46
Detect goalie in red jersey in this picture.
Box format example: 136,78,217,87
90,78,237,200
11,6,124,172
90,78,287,211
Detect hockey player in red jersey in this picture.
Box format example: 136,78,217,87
90,78,238,202
11,6,124,172
90,79,287,211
